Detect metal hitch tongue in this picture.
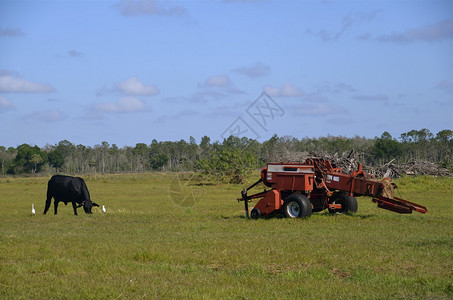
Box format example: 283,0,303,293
372,196,428,214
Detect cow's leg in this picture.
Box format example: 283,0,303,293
44,196,52,214
54,200,59,215
72,201,78,216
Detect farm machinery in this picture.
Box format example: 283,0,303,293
238,158,428,219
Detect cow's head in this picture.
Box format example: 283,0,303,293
81,200,99,214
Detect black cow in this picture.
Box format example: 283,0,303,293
44,175,99,215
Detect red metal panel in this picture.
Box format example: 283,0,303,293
264,163,314,192
274,173,313,191
254,189,281,215
323,172,352,192
324,172,381,197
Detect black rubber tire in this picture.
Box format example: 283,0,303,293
250,208,261,219
328,192,358,214
283,194,312,218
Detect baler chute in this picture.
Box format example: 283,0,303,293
238,158,427,219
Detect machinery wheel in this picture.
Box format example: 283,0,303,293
328,192,358,214
283,194,312,218
250,208,261,219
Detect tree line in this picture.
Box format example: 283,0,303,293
0,128,452,182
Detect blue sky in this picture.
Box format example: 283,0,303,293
1,0,452,148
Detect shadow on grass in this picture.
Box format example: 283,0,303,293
232,212,377,220
190,182,215,186
406,237,453,248
321,212,377,219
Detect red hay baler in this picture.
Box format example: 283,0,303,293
238,158,428,219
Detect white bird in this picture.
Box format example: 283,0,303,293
102,205,106,214
31,204,36,216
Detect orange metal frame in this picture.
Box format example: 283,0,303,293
239,158,428,217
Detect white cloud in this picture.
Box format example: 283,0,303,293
0,95,15,112
115,0,187,17
26,109,66,122
302,93,328,103
0,76,54,93
94,97,148,113
353,94,389,101
203,75,231,87
318,15,354,41
226,87,246,94
162,89,229,103
292,103,347,116
436,80,453,93
116,77,159,96
264,83,303,97
378,20,453,43
0,28,25,37
233,62,271,78
95,86,115,97
68,50,84,57
0,70,20,77
310,10,382,42
318,83,357,94
177,109,199,117
189,90,226,103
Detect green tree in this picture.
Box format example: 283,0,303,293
0,146,7,174
400,128,434,161
150,154,168,170
48,149,65,172
2,147,17,175
133,143,149,172
435,129,453,167
54,140,75,172
436,129,453,143
195,148,258,184
30,154,43,173
200,135,211,152
372,132,403,164
261,134,284,162
13,144,47,173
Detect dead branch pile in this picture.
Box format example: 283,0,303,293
280,150,452,178
373,160,452,178
308,150,371,175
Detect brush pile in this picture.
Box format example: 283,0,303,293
283,150,452,179
372,160,451,178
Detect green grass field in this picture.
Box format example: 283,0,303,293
1,173,452,299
